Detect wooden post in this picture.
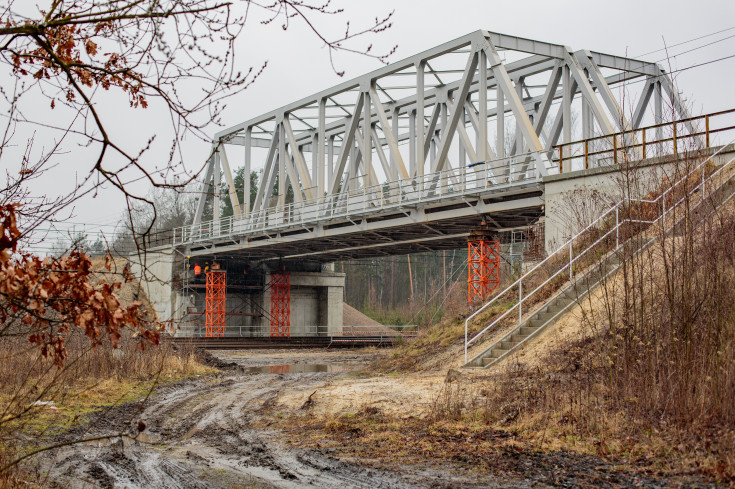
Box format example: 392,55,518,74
705,115,710,148
613,136,618,165
642,129,646,159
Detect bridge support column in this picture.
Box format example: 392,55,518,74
205,269,226,337
467,225,500,305
270,273,291,337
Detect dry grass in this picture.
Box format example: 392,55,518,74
0,258,211,487
283,153,735,484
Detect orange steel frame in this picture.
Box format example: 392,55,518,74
205,270,226,337
270,273,291,337
468,240,500,304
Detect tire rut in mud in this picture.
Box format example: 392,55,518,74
45,371,443,488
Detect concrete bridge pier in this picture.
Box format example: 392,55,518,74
262,270,344,336
128,251,346,338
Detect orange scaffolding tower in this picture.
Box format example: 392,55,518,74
468,237,500,304
270,273,291,337
205,270,226,337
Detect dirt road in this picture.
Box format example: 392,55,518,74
43,349,717,488
46,348,483,488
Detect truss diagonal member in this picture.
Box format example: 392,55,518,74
463,98,498,162
657,70,701,144
329,92,365,196
632,77,656,129
356,89,375,187
455,95,499,184
371,126,397,181
575,51,638,149
369,85,409,179
563,51,616,136
544,79,579,153
424,103,441,162
217,144,242,218
278,126,304,204
253,130,280,213
192,150,216,228
516,63,563,174
455,110,480,163
352,145,379,188
283,115,314,200
431,50,479,173
533,62,564,135
481,37,548,177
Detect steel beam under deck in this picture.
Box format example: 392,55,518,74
186,188,543,262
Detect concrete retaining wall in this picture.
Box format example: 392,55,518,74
543,145,735,252
127,249,176,323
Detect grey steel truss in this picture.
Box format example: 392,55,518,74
178,30,694,260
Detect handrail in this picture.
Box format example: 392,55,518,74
554,108,735,172
189,323,419,338
464,136,735,363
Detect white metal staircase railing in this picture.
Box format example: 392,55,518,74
464,140,735,364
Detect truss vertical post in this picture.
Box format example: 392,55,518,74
467,227,500,305
213,152,221,233
318,97,326,197
270,273,291,337
416,61,425,178
497,87,505,160
244,127,252,216
205,270,226,337
479,49,488,164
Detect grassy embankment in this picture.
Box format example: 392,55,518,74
279,158,735,484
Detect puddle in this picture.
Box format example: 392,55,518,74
244,364,352,374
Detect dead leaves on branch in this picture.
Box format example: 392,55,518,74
10,21,148,109
0,204,160,367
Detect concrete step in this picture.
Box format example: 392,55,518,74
536,311,555,322
563,290,578,300
526,319,544,329
520,326,536,335
481,357,495,367
511,333,526,343
490,348,508,358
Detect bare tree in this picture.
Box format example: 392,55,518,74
0,0,395,237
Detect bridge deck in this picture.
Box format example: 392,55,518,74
159,165,544,260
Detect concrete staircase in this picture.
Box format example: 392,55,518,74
464,243,631,368
465,156,735,369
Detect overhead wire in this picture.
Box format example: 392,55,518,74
634,25,735,58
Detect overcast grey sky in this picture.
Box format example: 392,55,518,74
12,0,735,240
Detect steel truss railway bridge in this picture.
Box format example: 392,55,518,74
159,30,697,262
139,30,728,338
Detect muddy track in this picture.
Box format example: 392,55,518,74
44,347,510,489
42,350,720,488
